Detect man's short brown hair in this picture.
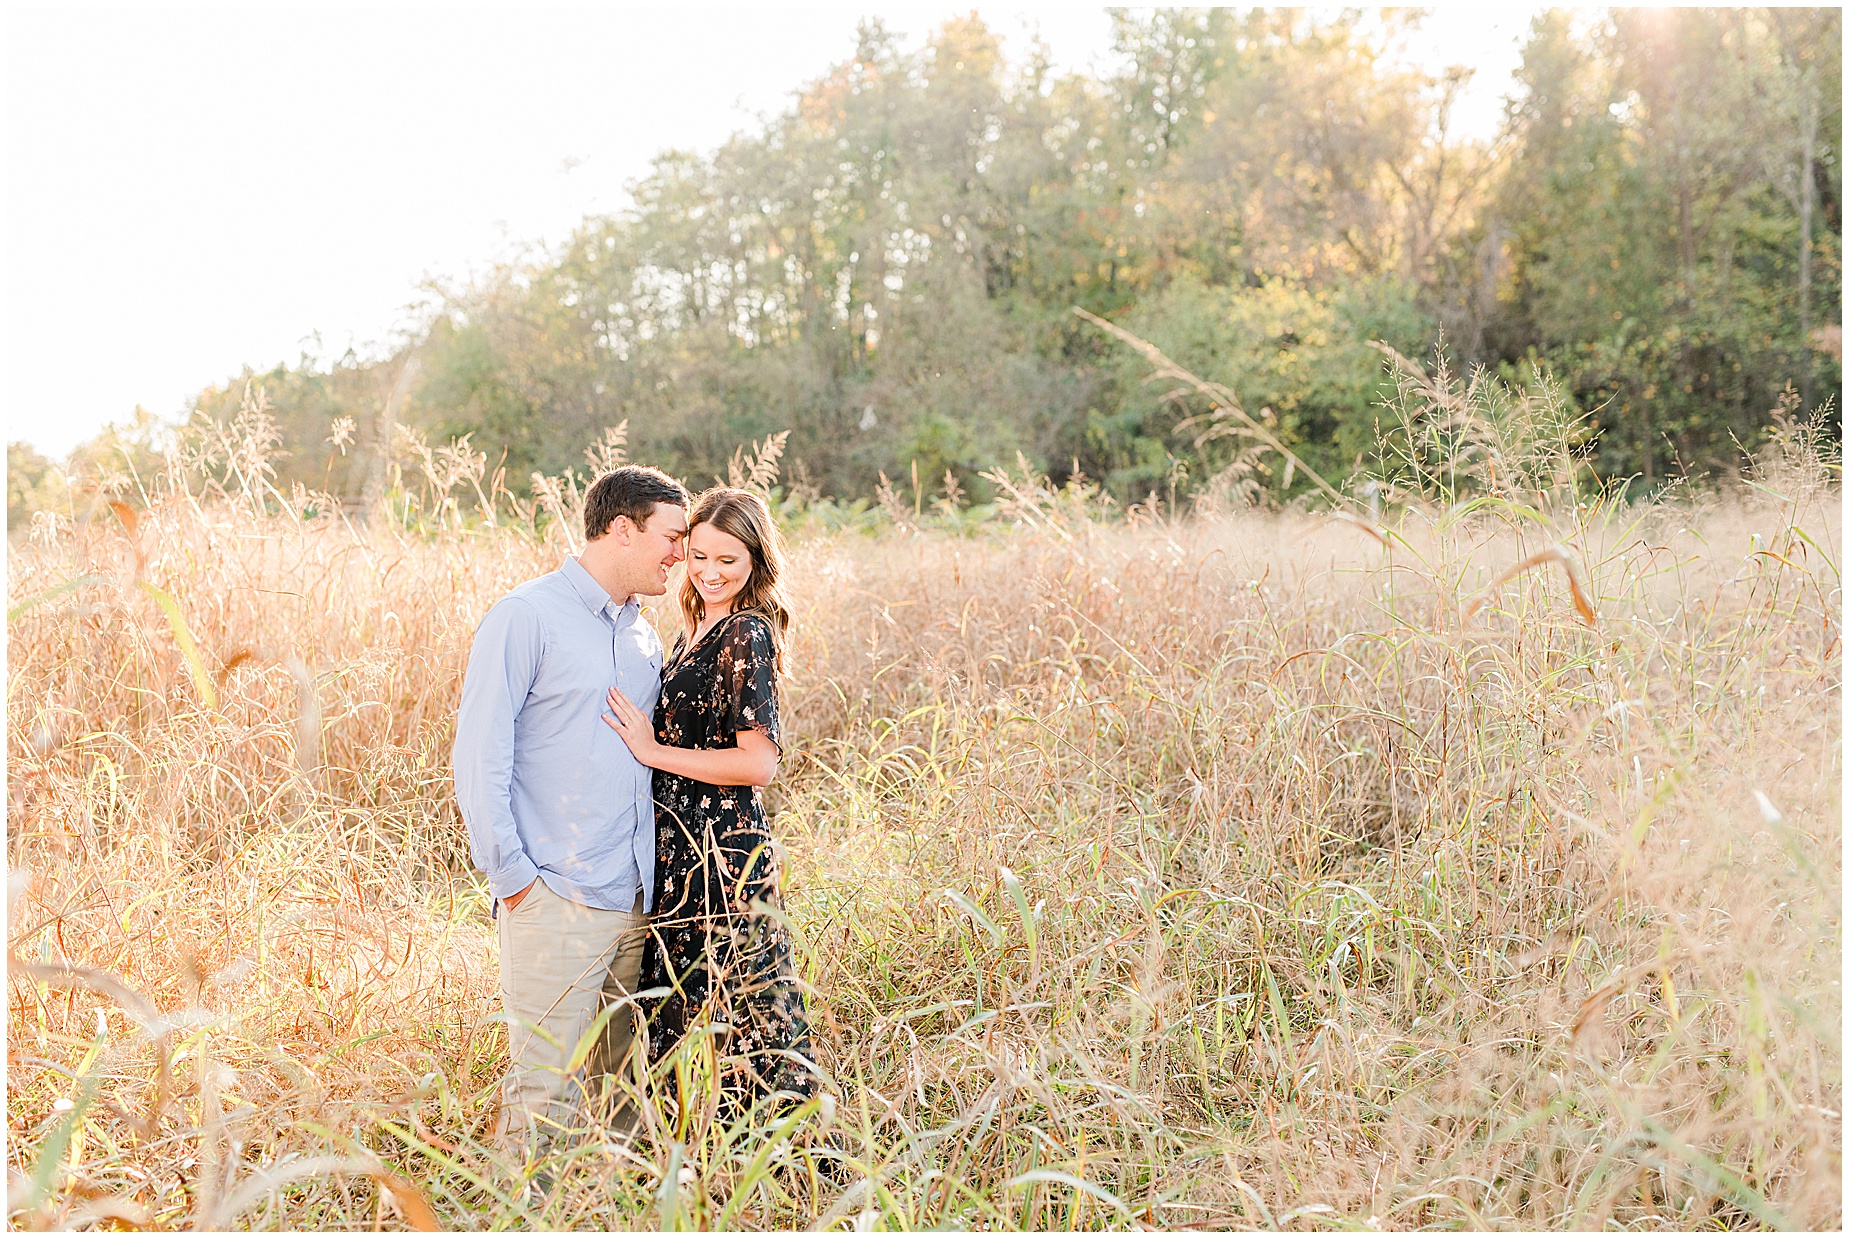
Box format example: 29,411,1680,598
583,465,689,540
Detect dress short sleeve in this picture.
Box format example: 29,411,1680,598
715,612,782,751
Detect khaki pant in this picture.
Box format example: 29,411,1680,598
495,879,648,1149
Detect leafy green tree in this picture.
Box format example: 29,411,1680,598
1489,9,1841,485
81,8,1834,511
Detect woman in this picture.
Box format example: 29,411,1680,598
601,487,818,1103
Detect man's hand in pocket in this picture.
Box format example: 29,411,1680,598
503,879,538,911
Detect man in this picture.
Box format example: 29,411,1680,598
453,465,690,1153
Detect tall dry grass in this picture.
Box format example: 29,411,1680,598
7,371,1840,1229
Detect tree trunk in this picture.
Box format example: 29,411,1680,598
1798,77,1817,405
1676,152,1696,300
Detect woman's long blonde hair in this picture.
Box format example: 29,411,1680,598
677,487,791,666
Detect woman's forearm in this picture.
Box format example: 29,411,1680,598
643,732,778,787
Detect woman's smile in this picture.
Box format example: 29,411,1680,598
684,523,753,614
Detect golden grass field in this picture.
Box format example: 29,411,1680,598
6,382,1842,1230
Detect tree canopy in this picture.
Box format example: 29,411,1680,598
20,9,1841,522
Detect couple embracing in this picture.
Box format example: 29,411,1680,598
452,466,817,1156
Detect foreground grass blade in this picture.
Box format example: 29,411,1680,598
138,579,219,709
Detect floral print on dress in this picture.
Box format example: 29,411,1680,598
639,610,818,1101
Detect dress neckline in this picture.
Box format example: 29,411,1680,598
669,608,756,670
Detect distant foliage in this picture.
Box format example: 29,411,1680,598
1491,9,1843,484
32,7,1839,523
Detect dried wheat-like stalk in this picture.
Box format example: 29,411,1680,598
725,429,791,495
1462,543,1600,628
585,421,631,476
1305,509,1391,548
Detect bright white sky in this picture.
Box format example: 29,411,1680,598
4,4,1543,459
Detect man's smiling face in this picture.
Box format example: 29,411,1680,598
633,502,690,595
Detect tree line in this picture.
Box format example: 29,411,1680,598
13,8,1841,531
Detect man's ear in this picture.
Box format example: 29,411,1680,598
603,514,632,544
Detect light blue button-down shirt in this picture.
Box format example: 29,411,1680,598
453,556,662,914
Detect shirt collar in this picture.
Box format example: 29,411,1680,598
560,556,636,617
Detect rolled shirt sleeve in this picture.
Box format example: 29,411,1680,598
453,596,544,900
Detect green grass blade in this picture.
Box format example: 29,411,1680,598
139,580,218,710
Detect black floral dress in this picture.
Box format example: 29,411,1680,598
639,610,817,1099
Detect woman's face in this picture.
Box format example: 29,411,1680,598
686,521,754,616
